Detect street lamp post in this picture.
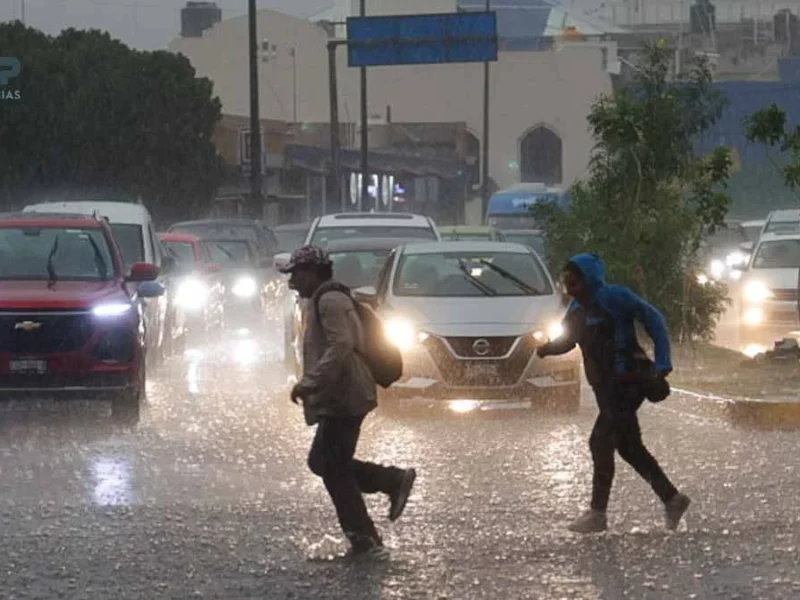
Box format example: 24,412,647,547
359,0,369,212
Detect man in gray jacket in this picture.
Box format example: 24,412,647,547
280,245,417,556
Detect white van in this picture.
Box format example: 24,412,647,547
23,201,179,364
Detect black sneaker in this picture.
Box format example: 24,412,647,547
389,468,417,522
665,493,691,531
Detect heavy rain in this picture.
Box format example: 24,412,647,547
3,0,800,598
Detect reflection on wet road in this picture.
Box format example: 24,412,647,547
2,328,800,598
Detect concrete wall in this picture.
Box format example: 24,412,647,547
169,9,613,191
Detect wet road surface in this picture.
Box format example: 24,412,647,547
2,330,800,599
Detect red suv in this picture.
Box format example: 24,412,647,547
0,213,163,425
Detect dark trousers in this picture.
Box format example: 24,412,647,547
589,381,678,511
308,415,403,541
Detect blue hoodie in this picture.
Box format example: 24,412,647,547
545,252,672,385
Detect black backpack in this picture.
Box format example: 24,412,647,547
313,284,403,389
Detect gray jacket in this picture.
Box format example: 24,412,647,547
298,280,377,425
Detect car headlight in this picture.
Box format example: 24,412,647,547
743,281,773,303
533,321,565,342
384,317,425,351
743,307,764,326
726,251,747,267
93,303,132,317
709,259,726,280
232,276,258,298
176,278,209,310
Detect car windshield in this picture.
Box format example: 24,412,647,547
743,225,763,243
706,227,747,249
752,240,800,269
0,226,114,281
330,249,392,289
394,251,552,297
311,226,436,246
163,241,196,266
204,240,254,265
172,223,260,246
764,221,800,235
275,228,308,253
110,223,145,266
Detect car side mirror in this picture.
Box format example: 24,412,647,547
138,281,165,298
127,262,160,282
353,285,378,306
739,241,754,253
274,252,291,272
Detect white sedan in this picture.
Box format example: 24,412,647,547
354,241,581,413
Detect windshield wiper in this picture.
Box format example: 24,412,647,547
456,259,497,297
478,259,542,295
85,235,109,280
46,235,60,287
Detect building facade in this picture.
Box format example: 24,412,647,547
168,5,615,224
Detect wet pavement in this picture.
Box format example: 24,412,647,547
2,329,800,599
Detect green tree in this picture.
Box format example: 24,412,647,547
534,43,732,342
0,22,224,224
745,103,800,199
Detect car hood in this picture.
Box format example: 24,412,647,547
0,280,127,310
744,268,799,290
386,295,565,337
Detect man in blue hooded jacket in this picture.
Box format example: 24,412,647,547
537,253,691,533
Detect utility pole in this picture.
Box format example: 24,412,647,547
21,0,25,23
481,0,492,217
248,0,263,218
359,0,369,212
328,40,345,213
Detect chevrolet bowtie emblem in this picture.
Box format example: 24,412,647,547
14,321,42,332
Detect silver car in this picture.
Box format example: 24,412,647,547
354,241,581,413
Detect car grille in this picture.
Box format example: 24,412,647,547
423,335,535,386
0,372,130,390
771,289,798,303
444,336,518,358
0,312,94,354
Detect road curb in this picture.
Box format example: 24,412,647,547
671,387,800,430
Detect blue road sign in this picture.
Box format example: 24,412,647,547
347,12,498,68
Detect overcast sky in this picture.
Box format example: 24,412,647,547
0,0,333,50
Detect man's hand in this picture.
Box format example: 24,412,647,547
290,383,308,405
536,344,551,359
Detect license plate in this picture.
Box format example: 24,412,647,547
471,364,499,379
9,359,48,374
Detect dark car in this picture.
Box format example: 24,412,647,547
167,218,279,263
202,238,271,329
0,212,164,425
159,233,225,346
280,237,406,375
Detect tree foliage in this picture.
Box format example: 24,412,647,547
745,103,800,198
533,43,732,342
0,22,224,224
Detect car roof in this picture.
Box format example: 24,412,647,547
401,241,533,255
0,212,106,228
766,209,800,222
159,232,201,243
325,238,411,252
316,212,433,228
439,225,496,233
274,222,312,232
23,201,152,224
758,232,800,243
171,218,263,228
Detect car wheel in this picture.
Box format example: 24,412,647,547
112,367,144,427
